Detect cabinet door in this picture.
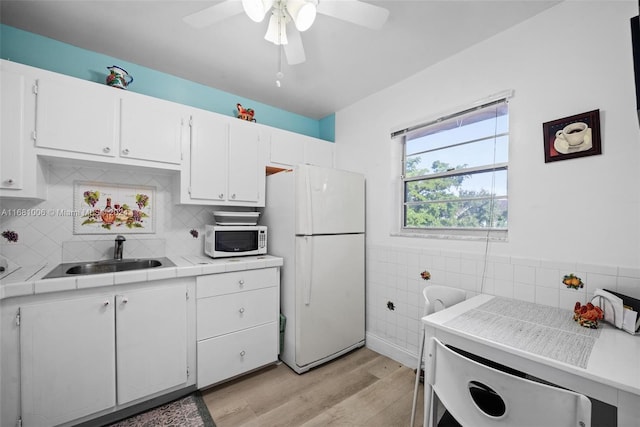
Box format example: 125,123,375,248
269,128,334,168
35,76,118,157
228,120,260,203
188,110,228,201
304,138,334,167
1,69,25,189
120,94,184,164
20,295,116,427
269,128,304,166
115,282,188,404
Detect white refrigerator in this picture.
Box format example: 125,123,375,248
262,164,365,374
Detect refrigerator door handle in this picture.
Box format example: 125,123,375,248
301,236,313,305
304,166,314,235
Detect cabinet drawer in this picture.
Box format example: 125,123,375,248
197,287,277,340
197,322,278,388
197,268,277,298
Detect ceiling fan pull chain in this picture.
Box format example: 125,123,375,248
276,42,284,87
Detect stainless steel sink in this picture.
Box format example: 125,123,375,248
42,257,176,279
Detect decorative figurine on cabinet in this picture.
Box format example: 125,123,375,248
236,103,256,122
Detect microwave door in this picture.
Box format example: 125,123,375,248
215,230,258,253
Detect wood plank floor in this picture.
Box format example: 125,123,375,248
201,347,424,427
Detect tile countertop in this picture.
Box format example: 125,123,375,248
0,255,283,300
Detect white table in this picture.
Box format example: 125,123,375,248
422,294,640,427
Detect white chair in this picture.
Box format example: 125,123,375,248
424,337,592,427
410,285,466,427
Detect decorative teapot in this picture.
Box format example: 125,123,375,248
106,65,133,89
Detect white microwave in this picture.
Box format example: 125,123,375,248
204,225,267,258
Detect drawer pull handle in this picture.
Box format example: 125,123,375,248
239,307,245,314
238,279,245,287
240,350,246,357
121,297,129,304
103,300,110,306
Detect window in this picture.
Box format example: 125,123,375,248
397,98,509,237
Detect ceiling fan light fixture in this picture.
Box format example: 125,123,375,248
242,0,274,23
264,11,288,45
286,0,317,32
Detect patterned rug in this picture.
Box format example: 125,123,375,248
107,392,216,427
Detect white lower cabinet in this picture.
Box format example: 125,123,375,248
115,285,188,405
20,294,117,427
18,280,189,426
197,322,278,387
196,268,280,388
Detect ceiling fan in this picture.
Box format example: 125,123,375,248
183,0,390,66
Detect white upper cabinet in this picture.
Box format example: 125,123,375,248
35,74,119,157
184,109,228,201
180,109,266,207
228,119,262,203
0,61,47,199
269,128,304,167
31,64,185,168
1,70,26,189
120,91,184,165
269,127,334,168
1,61,332,205
304,137,334,167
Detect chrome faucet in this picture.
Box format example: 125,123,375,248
114,235,126,260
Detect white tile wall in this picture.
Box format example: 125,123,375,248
4,163,639,367
0,164,212,269
366,242,640,362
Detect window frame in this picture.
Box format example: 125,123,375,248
393,93,512,240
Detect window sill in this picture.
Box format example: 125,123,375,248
391,230,508,242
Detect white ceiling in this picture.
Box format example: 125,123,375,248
1,1,561,119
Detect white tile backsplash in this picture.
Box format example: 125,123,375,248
366,242,640,361
0,164,211,269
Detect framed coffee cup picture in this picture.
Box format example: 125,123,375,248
543,109,601,163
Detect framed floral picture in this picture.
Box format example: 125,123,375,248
73,181,156,234
543,109,602,163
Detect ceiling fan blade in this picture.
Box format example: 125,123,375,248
316,0,389,30
183,0,244,29
284,27,306,65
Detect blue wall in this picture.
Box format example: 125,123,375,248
0,24,335,142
